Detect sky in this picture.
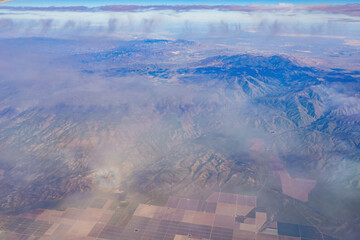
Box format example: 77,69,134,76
2,0,360,7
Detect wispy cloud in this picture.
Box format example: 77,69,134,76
344,39,360,47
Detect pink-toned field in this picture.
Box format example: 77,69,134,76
0,192,281,240
249,138,265,152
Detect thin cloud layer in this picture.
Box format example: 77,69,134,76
301,4,360,17
0,4,359,17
